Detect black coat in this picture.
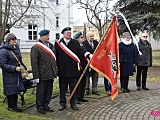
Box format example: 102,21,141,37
79,44,88,75
136,39,152,66
55,38,86,77
119,42,136,76
0,42,26,96
83,40,99,54
83,39,99,73
30,40,57,81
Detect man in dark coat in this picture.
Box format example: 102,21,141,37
30,29,57,114
74,32,88,104
136,32,152,90
83,31,100,95
55,27,91,111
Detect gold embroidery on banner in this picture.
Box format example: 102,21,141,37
96,34,113,60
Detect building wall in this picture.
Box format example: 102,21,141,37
10,0,73,52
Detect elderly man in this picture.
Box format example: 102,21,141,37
55,27,91,111
136,32,152,91
74,32,88,104
30,29,57,114
83,31,100,95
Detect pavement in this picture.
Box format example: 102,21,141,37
23,78,160,120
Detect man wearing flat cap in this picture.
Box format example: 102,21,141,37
30,29,57,114
55,27,92,111
74,32,89,104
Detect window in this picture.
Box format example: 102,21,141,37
28,24,38,40
56,17,59,28
56,33,60,40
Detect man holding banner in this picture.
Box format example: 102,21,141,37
55,27,92,111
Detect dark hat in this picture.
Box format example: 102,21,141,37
39,29,50,36
73,32,82,39
122,32,131,38
5,33,16,42
61,27,71,34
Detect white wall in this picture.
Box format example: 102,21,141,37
10,0,73,52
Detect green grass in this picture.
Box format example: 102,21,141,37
128,50,160,82
0,102,52,120
152,50,160,66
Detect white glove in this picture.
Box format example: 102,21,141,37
32,78,39,84
89,54,93,59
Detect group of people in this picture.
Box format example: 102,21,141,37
30,27,100,114
0,27,152,114
119,32,152,92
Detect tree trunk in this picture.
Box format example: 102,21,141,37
0,0,3,44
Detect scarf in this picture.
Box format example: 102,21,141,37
121,38,132,45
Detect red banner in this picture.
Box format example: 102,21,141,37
90,16,119,100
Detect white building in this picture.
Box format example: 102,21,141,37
10,0,73,52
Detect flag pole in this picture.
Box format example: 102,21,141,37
65,16,116,107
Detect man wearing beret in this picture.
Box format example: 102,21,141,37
74,32,88,104
30,29,57,114
55,27,92,111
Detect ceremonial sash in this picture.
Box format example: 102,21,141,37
35,42,56,62
56,40,81,70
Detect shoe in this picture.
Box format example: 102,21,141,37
106,91,111,96
126,88,130,92
92,91,100,95
75,100,80,104
86,91,89,95
137,87,141,91
71,105,79,110
59,105,66,111
37,108,46,114
78,98,88,102
16,107,22,112
121,88,127,92
8,108,19,112
142,87,149,90
44,107,54,112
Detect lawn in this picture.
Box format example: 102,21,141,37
129,50,160,83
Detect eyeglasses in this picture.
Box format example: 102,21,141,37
80,36,84,38
143,36,148,38
11,37,17,41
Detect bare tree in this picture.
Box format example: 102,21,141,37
71,0,112,39
0,0,58,43
0,0,32,43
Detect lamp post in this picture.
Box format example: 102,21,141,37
83,22,86,39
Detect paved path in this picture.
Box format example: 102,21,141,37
23,78,160,120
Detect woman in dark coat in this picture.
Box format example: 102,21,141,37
0,33,26,112
119,32,136,92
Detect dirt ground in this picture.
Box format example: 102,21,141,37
148,66,160,75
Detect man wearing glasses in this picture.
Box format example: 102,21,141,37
136,33,152,91
83,31,100,95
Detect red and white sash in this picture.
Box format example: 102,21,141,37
56,40,81,70
35,42,56,62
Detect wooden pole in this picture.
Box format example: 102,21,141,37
65,18,115,107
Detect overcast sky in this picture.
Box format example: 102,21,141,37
73,0,118,26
